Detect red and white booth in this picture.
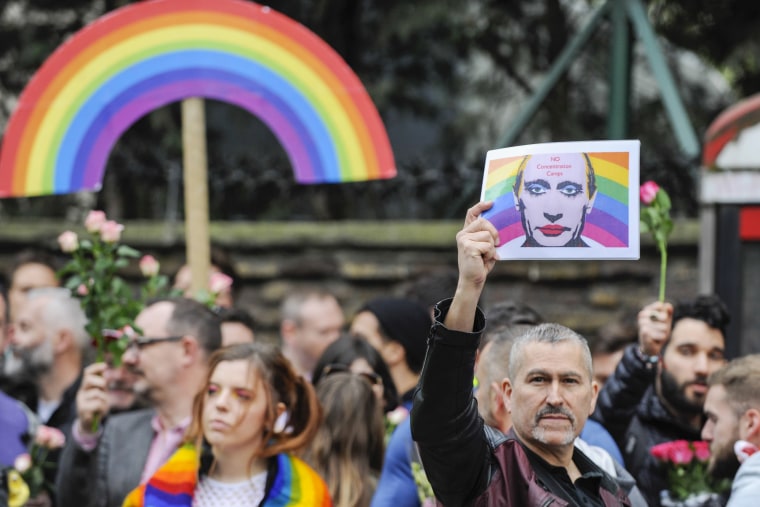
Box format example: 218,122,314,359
700,93,760,357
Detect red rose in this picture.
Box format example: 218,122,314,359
650,441,671,461
693,441,711,462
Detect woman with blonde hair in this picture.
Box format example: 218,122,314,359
123,342,331,506
304,372,385,507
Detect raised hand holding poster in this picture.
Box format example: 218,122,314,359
481,140,640,260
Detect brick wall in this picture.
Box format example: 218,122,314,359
0,219,701,344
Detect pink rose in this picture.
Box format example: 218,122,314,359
386,406,410,426
668,440,694,465
120,325,136,338
76,283,89,296
35,425,66,449
101,329,122,343
57,230,79,252
13,453,31,473
693,440,710,462
84,210,107,233
100,220,124,243
640,180,660,205
139,255,160,277
209,272,233,294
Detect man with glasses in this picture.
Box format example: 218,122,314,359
57,298,222,507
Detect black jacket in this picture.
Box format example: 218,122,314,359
411,299,630,506
592,345,702,507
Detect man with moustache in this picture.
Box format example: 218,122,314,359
57,298,221,507
512,152,598,247
593,295,729,506
701,354,760,507
475,326,648,507
411,202,631,506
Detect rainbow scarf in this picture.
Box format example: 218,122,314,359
122,443,332,507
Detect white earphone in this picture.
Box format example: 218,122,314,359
273,411,289,434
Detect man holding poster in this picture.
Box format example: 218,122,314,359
410,202,633,506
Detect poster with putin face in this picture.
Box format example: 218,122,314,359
480,140,640,260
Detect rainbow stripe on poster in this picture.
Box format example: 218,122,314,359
0,0,396,197
483,152,630,247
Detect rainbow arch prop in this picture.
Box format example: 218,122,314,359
0,0,396,197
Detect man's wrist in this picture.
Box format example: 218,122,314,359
446,283,483,332
635,346,659,369
73,417,103,451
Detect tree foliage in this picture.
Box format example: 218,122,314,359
0,0,757,221
650,0,760,97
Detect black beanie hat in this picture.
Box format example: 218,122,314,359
360,297,432,374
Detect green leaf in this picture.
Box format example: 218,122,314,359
94,257,111,273
642,207,659,225
64,276,83,290
656,188,672,211
116,245,141,258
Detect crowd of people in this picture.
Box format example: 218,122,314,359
0,202,759,507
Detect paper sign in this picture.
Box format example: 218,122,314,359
481,140,640,260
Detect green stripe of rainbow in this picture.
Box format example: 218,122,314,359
0,0,395,197
266,453,332,506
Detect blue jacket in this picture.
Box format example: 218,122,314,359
372,409,419,507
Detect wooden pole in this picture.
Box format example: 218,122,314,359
181,97,210,296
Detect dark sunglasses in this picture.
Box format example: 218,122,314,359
321,363,383,387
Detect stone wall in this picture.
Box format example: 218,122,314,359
0,219,701,344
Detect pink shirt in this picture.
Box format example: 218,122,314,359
140,414,192,483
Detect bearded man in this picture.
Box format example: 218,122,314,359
5,287,87,429
5,287,88,506
702,354,760,507
592,295,729,507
